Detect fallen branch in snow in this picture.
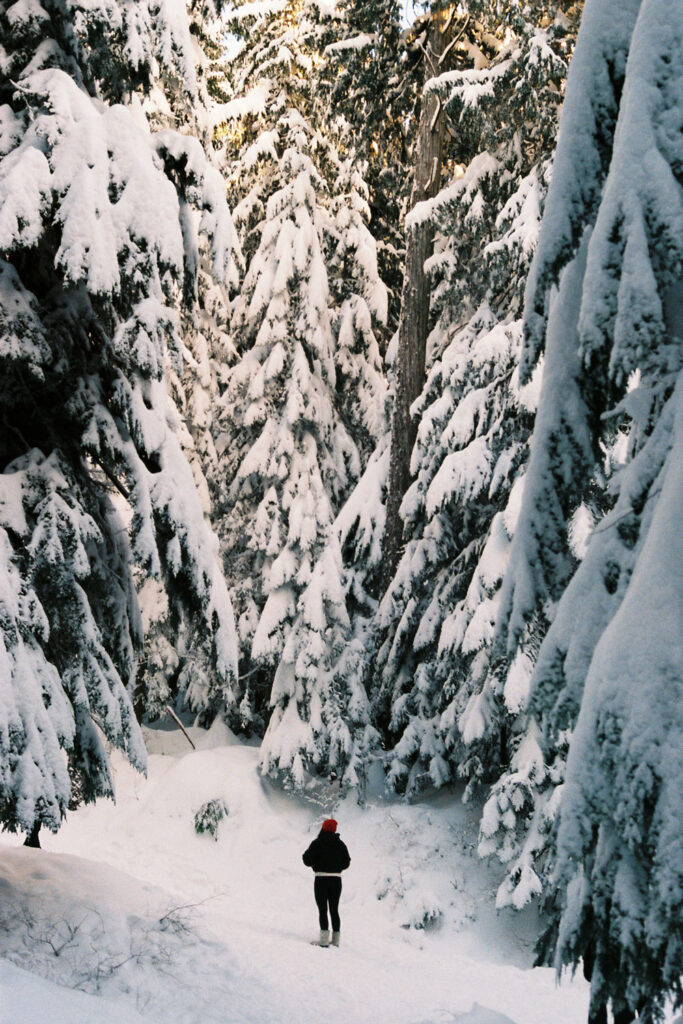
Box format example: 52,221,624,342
165,705,196,749
157,892,228,929
8,903,92,958
0,895,222,995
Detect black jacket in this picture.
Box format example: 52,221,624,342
302,831,351,873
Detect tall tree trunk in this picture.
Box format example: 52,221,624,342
381,7,454,591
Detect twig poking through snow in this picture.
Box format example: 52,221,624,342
165,706,196,749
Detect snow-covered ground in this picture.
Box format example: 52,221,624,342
0,722,664,1024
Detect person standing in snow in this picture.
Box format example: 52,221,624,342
302,818,350,947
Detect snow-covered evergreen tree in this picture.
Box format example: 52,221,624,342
211,0,388,726
134,33,243,719
322,0,416,329
504,0,681,1016
0,0,240,833
259,436,389,791
479,0,646,910
256,153,391,782
477,236,597,907
218,125,356,724
371,2,574,797
326,157,389,459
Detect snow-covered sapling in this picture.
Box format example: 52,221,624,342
194,799,229,840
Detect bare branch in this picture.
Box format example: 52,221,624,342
165,705,196,749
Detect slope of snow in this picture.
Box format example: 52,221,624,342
0,722,599,1023
0,960,152,1024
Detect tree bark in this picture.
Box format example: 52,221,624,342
23,823,41,848
381,7,454,591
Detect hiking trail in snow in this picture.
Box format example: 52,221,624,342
0,721,638,1024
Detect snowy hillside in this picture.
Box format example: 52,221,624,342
0,722,602,1024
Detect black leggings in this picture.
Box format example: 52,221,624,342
314,877,342,931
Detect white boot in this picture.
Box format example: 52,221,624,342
331,931,340,947
318,930,330,947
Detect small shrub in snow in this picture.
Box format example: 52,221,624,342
194,799,229,840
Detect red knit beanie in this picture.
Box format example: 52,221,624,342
322,818,338,833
